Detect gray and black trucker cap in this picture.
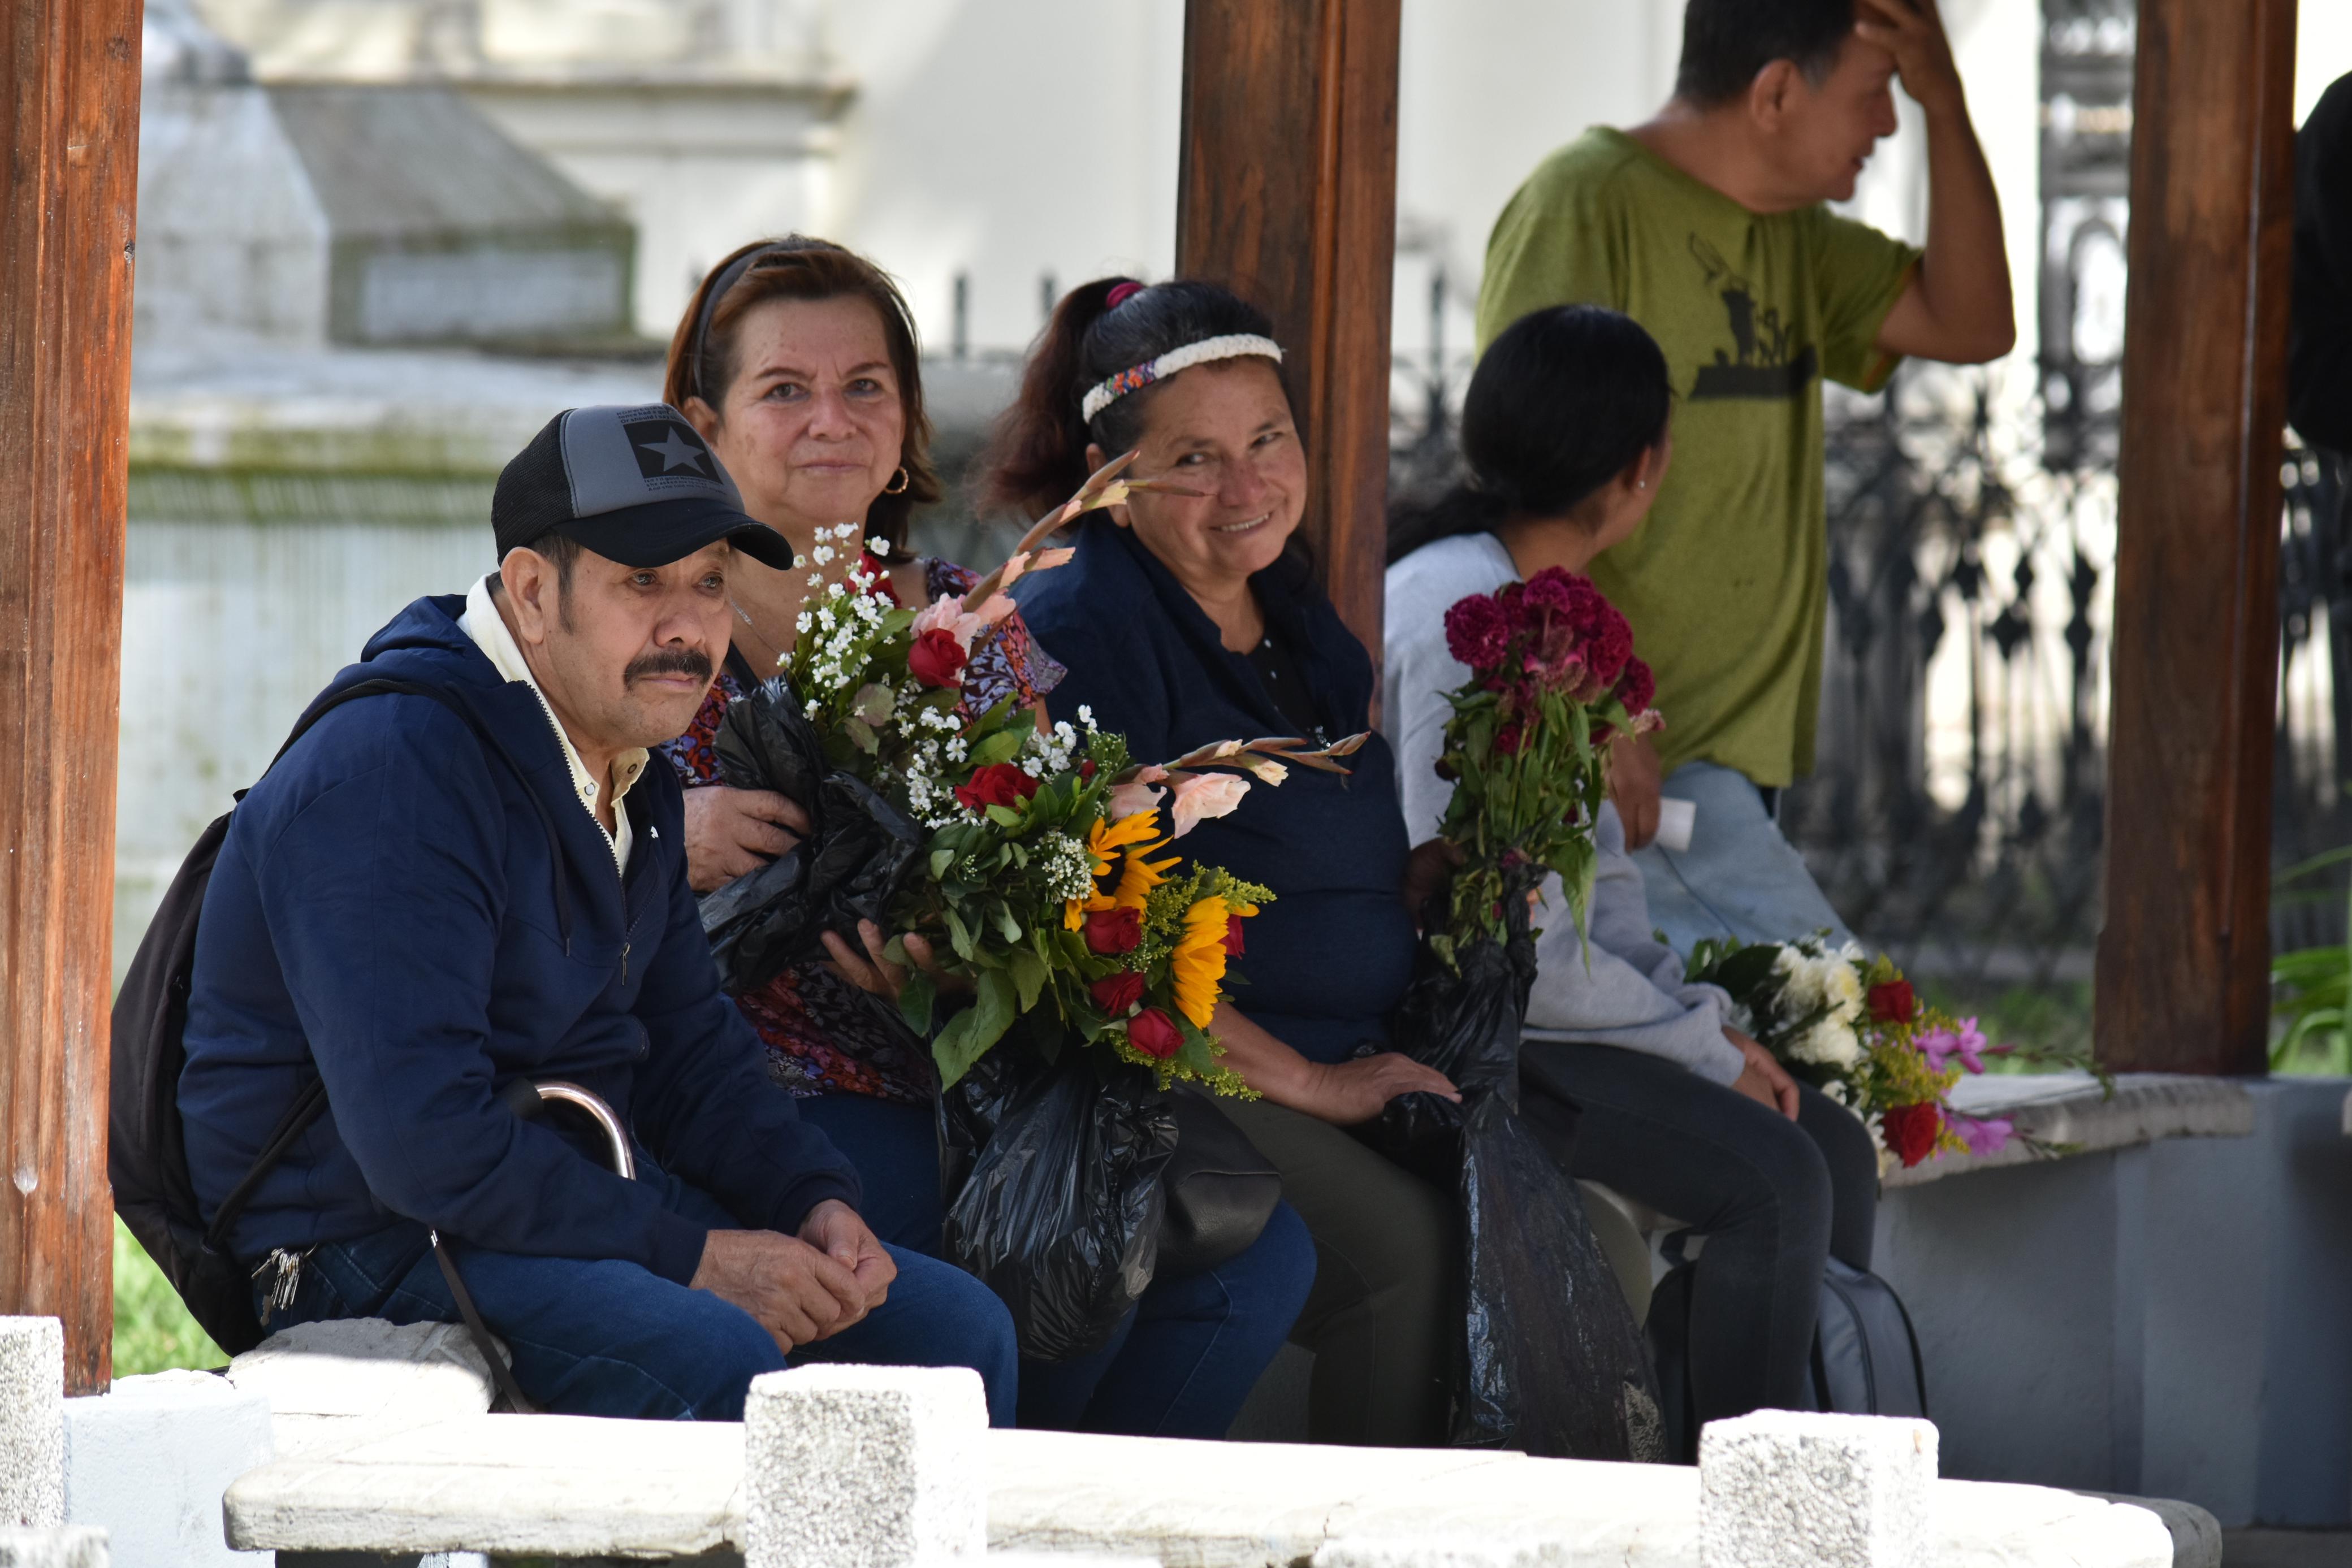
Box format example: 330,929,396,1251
491,404,794,569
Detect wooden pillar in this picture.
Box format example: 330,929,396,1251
1176,0,1402,656
2095,0,2298,1075
0,0,141,1389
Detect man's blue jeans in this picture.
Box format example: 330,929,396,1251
1633,760,1856,955
262,1164,1018,1424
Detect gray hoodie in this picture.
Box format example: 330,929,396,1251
1383,532,1745,1084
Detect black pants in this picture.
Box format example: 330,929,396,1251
1519,1041,1878,1426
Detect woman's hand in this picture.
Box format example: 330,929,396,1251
1400,838,1465,929
1608,733,1664,850
1726,1027,1801,1120
821,919,966,1002
1305,1054,1462,1126
682,786,810,894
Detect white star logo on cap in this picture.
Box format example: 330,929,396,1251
637,425,709,474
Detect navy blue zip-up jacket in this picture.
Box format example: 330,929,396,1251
1014,518,1418,1064
179,593,861,1284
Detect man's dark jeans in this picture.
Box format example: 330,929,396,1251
1520,1041,1878,1426
261,1163,1018,1423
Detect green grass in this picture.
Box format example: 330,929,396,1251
111,1216,227,1376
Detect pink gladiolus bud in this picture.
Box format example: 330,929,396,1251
1108,781,1165,817
1169,771,1251,837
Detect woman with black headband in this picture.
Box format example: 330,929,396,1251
656,237,1314,1439
985,278,1462,1448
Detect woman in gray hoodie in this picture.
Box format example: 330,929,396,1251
1383,304,1878,1433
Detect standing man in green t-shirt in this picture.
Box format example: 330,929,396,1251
1473,0,2013,953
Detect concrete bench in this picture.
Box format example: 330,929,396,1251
219,1407,2181,1567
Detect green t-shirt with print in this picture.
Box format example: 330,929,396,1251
1473,127,1920,786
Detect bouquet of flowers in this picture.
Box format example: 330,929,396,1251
1429,567,1661,964
712,455,1364,1093
1687,933,2031,1168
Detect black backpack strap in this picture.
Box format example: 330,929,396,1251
276,677,577,946
432,1234,539,1415
202,675,584,1259
200,1080,327,1255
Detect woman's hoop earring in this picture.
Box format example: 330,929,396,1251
883,466,910,496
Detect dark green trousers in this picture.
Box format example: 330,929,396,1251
1216,1096,1457,1446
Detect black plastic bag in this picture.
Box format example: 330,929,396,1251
1360,876,1666,1461
939,1045,1178,1362
698,676,928,995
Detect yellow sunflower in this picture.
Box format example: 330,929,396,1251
1171,895,1232,1028
1071,809,1164,928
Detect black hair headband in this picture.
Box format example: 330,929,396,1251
688,242,789,402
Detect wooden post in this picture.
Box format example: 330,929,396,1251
1176,0,1402,657
0,0,141,1389
2095,0,2298,1075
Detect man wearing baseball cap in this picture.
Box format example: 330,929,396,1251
178,405,1017,1420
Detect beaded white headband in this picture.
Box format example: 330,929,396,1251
1079,334,1286,423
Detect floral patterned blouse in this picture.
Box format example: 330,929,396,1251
659,557,1066,1102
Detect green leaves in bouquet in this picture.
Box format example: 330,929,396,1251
933,967,1020,1089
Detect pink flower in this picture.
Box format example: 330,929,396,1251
1948,1114,2012,1156
1443,593,1511,672
1108,765,1168,819
1919,1017,1988,1075
1168,771,1251,837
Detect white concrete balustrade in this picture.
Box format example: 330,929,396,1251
201,1324,2176,1568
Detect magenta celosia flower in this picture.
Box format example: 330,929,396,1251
1444,593,1511,672
1615,656,1655,717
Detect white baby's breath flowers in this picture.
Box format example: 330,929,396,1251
1041,831,1096,902
794,612,814,634
811,544,836,565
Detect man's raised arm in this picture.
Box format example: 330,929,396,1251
1862,0,2016,366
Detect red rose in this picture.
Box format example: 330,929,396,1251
1127,1007,1184,1059
1880,1102,1942,1168
1224,915,1247,956
1080,759,1097,779
953,762,1040,813
1089,971,1146,1014
1083,906,1143,955
907,627,968,688
1867,979,1917,1024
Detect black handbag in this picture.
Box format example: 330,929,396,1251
1156,1086,1283,1275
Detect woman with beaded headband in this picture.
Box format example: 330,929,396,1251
658,239,1314,1439
984,278,1464,1448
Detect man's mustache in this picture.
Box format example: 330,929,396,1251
625,647,714,685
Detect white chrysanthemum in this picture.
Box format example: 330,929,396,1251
1787,1017,1863,1069
1822,958,1866,1023
1772,946,1827,1011
1822,1079,1849,1105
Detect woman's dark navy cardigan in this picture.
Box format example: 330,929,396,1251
1014,517,1417,1065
